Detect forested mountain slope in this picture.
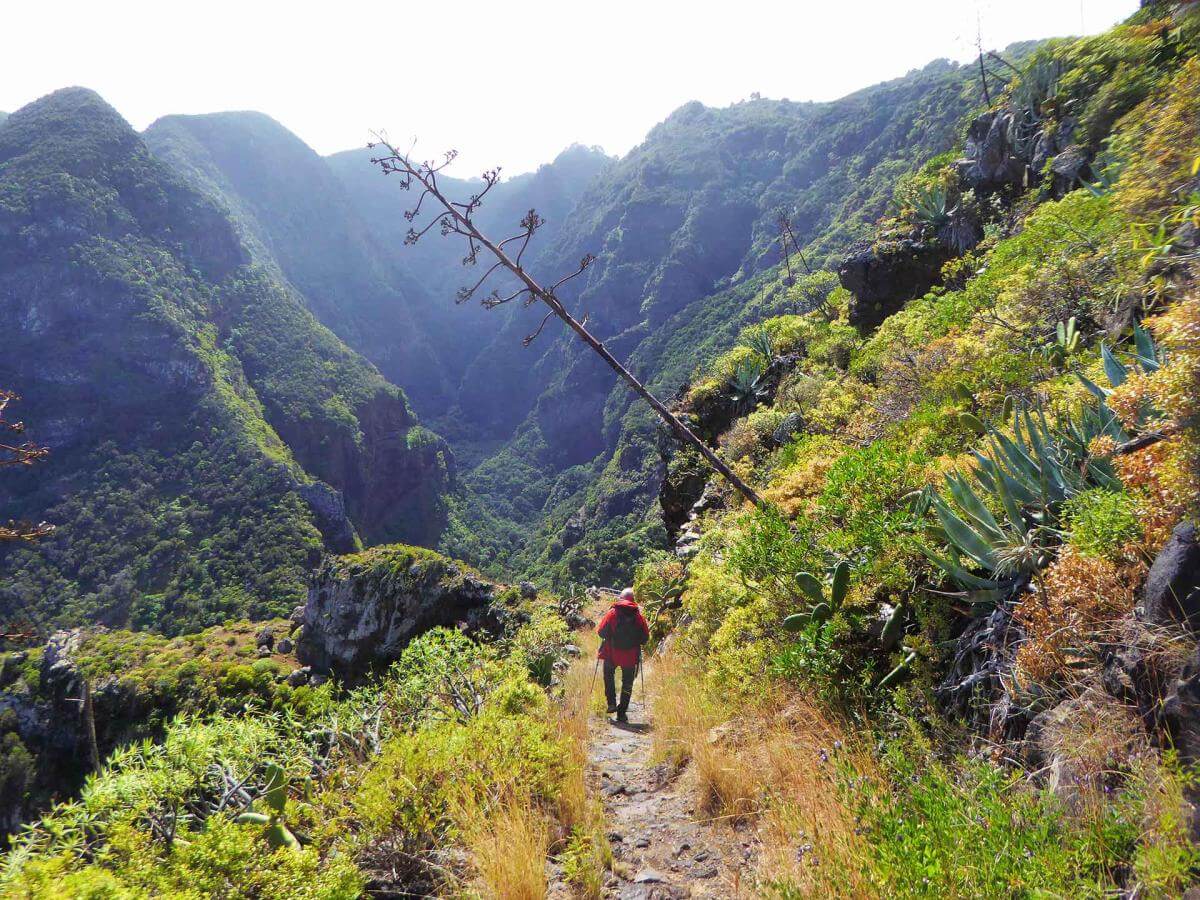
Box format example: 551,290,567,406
440,57,995,584
133,58,999,589
5,4,1200,897
143,112,454,413
0,88,452,635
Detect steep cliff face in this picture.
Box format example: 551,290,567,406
0,88,450,634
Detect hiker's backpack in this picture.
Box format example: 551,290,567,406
608,605,644,651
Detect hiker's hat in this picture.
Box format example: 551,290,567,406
619,587,635,601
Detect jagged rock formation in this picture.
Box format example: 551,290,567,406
296,545,506,677
956,109,1091,199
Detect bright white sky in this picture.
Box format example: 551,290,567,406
2,0,1137,177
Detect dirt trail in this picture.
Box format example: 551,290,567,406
585,659,756,899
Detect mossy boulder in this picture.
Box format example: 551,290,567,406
296,545,505,678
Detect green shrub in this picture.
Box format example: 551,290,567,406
727,506,822,614
349,705,566,846
7,816,362,899
509,607,570,687
843,739,1132,897
1065,489,1143,559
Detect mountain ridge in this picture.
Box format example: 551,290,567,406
0,87,451,634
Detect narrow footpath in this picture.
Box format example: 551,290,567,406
586,659,756,899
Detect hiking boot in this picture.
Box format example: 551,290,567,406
616,711,629,723
606,704,618,714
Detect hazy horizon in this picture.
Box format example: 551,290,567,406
4,0,1137,178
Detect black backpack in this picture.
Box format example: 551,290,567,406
608,605,644,651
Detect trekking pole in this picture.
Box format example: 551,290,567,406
639,646,648,722
588,654,600,706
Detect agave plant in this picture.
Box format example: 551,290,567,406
739,324,777,364
1010,54,1061,126
1077,324,1165,428
921,402,1119,609
729,356,769,412
910,182,950,231
938,204,982,253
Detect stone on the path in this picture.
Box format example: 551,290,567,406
634,868,668,883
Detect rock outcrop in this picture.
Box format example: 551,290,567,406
839,238,956,335
296,545,506,678
1140,521,1200,630
955,110,1090,198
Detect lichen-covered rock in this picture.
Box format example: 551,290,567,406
659,447,710,538
1048,145,1093,197
956,110,1027,194
297,481,359,554
296,544,505,678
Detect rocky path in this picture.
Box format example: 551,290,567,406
587,661,755,899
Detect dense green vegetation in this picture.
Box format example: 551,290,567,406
637,6,1200,896
0,614,585,898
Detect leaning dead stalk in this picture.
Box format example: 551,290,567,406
370,140,763,507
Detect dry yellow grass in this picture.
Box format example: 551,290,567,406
649,648,877,896
467,798,551,900
552,615,611,897
455,611,611,899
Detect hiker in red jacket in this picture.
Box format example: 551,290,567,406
597,588,650,722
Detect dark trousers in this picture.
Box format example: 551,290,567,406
603,660,636,715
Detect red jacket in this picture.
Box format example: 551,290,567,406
596,598,649,668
